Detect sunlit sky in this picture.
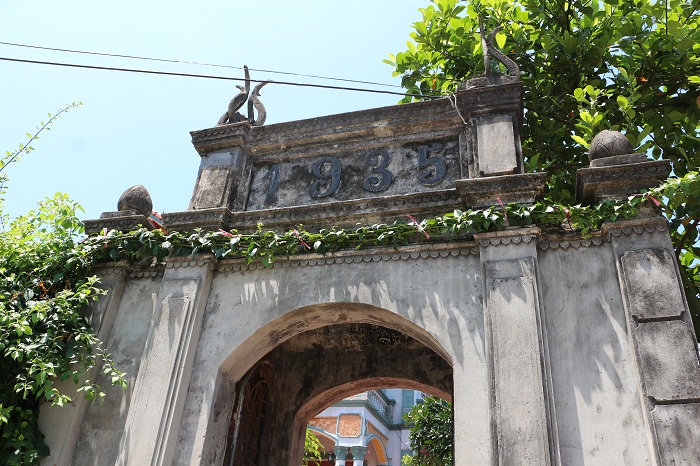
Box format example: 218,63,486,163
1,1,428,221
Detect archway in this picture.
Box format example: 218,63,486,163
220,307,453,465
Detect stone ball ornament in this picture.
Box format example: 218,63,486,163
117,184,153,217
588,130,634,161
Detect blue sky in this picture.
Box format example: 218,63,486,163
1,1,428,221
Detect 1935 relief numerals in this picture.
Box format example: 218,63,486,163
261,144,447,204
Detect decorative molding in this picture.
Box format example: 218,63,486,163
457,82,524,119
216,243,478,272
538,236,605,250
190,122,249,156
603,218,669,239
190,96,460,158
474,226,540,248
540,219,670,249
91,261,130,277
579,161,670,184
477,235,536,247
128,268,165,279
576,160,671,205
162,208,232,232
249,98,456,143
164,255,217,270
456,173,546,208
234,189,461,228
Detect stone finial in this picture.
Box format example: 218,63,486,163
117,185,153,217
589,130,634,161
576,129,670,204
587,130,648,168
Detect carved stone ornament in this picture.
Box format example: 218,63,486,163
587,129,647,167
217,65,270,127
463,17,520,88
576,129,670,204
117,184,153,217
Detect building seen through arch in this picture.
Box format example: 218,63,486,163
222,322,452,465
308,388,427,465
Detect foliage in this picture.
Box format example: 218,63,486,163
83,192,656,268
0,107,125,465
401,396,453,466
387,0,700,326
387,0,699,194
0,102,82,223
303,427,325,465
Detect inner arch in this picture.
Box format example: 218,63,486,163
222,319,453,465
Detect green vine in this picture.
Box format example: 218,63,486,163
88,194,652,267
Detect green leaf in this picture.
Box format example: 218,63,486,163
496,31,506,49
571,135,590,147
616,95,629,109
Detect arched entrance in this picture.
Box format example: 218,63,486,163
221,311,453,465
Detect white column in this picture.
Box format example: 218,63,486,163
475,227,558,465
117,256,214,466
333,446,349,466
350,446,367,466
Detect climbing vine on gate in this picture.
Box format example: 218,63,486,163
91,192,653,267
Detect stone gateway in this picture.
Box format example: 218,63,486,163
39,77,699,465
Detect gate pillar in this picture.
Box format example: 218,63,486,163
608,217,700,464
473,226,559,465
117,256,214,466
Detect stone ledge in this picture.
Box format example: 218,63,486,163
190,122,250,156
456,172,546,207
163,189,462,233
575,160,671,205
84,213,153,235
190,97,458,158
589,152,647,168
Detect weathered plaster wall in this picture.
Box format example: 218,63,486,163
174,247,488,465
40,274,162,466
539,241,650,465
38,224,700,465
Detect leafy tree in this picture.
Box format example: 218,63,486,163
401,396,453,466
387,0,700,326
0,106,126,465
303,427,325,465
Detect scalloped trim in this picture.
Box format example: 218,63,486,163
477,234,536,247
128,269,165,279
217,246,477,272
539,237,605,250
606,222,669,239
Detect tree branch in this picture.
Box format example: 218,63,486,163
1,102,82,175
